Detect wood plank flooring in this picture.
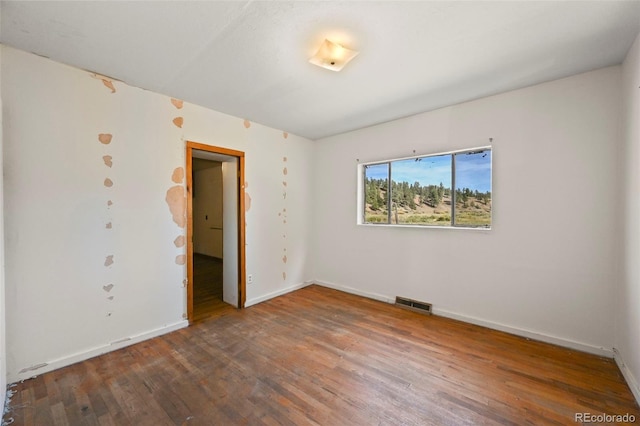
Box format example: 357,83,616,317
192,254,230,323
5,285,639,425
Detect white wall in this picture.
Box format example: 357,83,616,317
243,122,315,306
222,159,238,307
618,33,640,403
313,66,622,355
1,46,314,382
0,40,7,410
193,164,223,258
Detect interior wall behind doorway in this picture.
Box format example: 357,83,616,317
193,160,223,259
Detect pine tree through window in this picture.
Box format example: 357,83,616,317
362,148,491,228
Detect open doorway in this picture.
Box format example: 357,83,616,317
192,158,224,321
186,142,246,323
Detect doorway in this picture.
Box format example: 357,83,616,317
186,142,246,323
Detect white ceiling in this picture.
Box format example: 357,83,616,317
1,1,639,140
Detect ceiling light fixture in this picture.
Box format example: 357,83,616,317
309,39,359,72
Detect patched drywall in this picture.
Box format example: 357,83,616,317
245,192,252,212
98,133,112,144
281,151,288,280
174,235,185,247
1,45,314,382
90,73,116,94
165,185,187,229
171,167,185,184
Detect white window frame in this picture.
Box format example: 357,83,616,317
357,146,492,229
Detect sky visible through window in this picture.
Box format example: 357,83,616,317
363,148,492,227
366,151,491,193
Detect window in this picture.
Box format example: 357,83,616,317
362,147,491,228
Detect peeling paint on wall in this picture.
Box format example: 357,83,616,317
245,192,252,212
283,132,289,139
98,133,113,145
166,186,186,228
175,255,186,265
281,153,289,281
101,125,115,304
172,167,185,184
171,98,184,109
243,119,251,129
174,235,185,247
173,117,184,128
102,80,116,93
90,73,117,93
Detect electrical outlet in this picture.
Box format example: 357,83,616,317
247,274,253,284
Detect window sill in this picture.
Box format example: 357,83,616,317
357,223,491,231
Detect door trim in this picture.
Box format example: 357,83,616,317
186,141,246,323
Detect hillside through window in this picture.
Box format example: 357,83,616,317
362,148,491,228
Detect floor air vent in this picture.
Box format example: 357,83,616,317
395,296,432,315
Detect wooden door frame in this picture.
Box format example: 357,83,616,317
186,141,246,323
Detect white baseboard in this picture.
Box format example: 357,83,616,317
614,348,640,405
432,308,612,357
314,280,395,304
9,320,188,383
313,280,612,358
245,281,313,307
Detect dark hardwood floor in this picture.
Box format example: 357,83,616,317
5,285,639,425
193,254,232,323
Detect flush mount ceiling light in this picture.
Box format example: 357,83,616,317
309,39,359,72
